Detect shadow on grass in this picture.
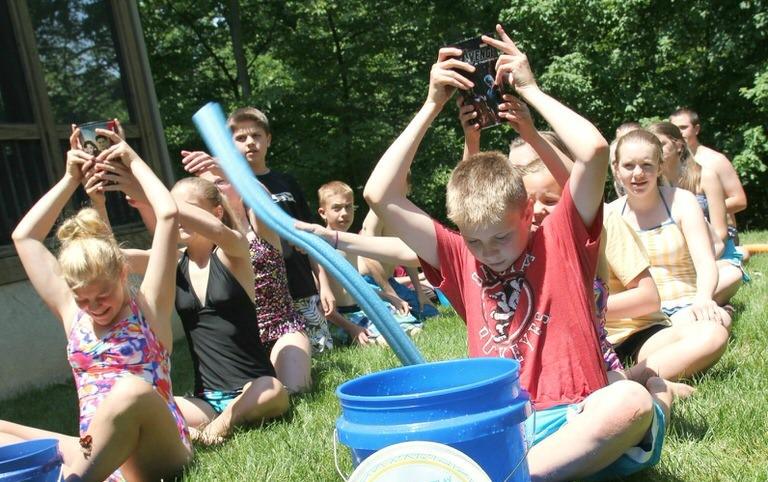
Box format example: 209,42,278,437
668,405,712,442
697,359,739,384
618,466,687,482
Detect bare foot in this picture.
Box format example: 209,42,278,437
666,380,696,399
188,426,225,446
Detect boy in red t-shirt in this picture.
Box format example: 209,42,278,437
364,25,666,480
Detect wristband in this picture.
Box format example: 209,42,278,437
334,231,339,250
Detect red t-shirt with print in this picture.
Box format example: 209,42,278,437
420,184,607,409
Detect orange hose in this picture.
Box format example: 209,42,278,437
743,244,768,254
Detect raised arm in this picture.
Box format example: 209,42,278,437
501,96,572,186
11,130,93,323
295,221,420,267
485,24,608,226
95,129,178,349
95,159,158,234
364,48,475,268
457,97,482,160
176,201,249,259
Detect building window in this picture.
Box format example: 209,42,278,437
28,0,132,124
0,0,170,285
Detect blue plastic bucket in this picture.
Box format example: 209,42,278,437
0,439,62,482
336,358,531,482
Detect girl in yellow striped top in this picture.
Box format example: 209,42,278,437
607,128,730,383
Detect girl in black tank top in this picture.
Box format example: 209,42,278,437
171,177,288,445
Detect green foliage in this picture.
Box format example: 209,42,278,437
29,0,130,124
139,0,767,227
501,0,768,227
139,0,505,222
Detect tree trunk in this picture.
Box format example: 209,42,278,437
228,0,251,99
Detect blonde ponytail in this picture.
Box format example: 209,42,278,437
57,208,125,289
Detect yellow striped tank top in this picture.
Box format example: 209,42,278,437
623,192,697,309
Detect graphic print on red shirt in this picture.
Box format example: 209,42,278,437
420,184,608,409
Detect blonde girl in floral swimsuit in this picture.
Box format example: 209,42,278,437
0,127,192,481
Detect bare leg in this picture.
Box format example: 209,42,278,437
66,376,192,482
527,380,654,481
0,420,81,471
644,377,673,422
270,331,312,394
201,376,288,442
175,396,217,430
625,321,729,384
714,261,743,306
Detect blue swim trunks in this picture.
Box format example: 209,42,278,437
525,398,666,480
198,389,243,414
720,237,751,282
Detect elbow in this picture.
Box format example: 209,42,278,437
715,228,728,245
363,185,384,208
156,204,179,224
592,141,610,165
363,185,379,206
638,276,661,312
11,227,25,242
648,286,661,312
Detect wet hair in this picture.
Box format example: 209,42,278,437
173,177,240,232
227,107,271,135
56,208,125,290
670,107,700,127
648,121,700,193
318,180,354,207
447,151,528,229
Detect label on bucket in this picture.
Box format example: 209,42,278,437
348,441,491,482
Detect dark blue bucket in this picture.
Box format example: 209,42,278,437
336,358,531,481
0,439,62,482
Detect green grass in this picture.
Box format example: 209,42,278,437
2,231,768,481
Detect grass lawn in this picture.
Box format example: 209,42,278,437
2,231,767,481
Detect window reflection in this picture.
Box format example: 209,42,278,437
28,0,131,124
0,141,48,244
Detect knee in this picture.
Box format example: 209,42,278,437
596,381,654,433
104,377,157,415
697,322,729,354
245,377,289,417
266,378,290,416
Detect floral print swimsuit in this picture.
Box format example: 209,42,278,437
249,232,306,348
67,299,191,481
